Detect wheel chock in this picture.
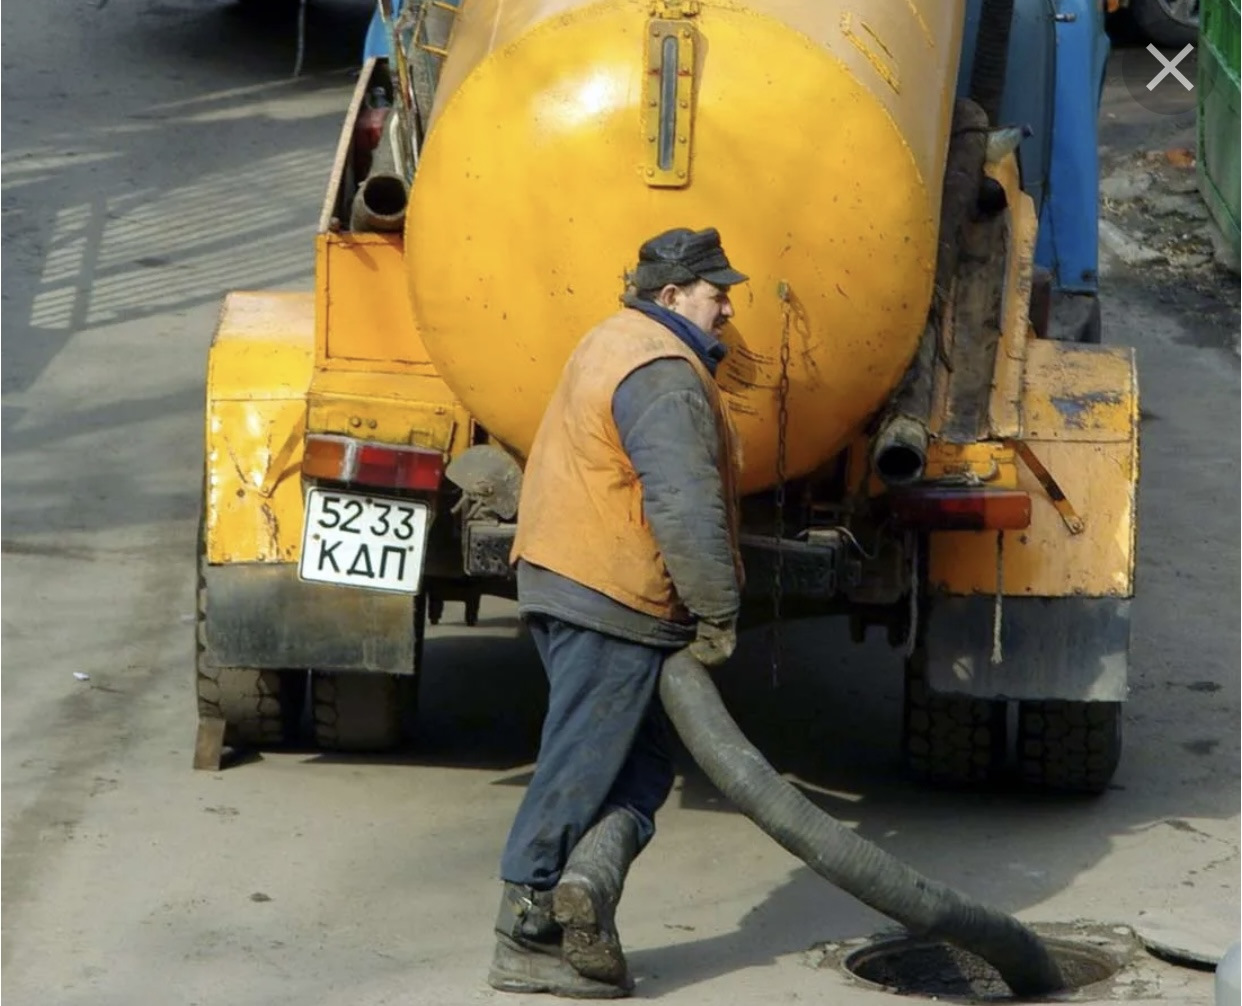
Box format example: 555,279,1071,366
193,718,227,771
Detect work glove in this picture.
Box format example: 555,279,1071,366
688,616,737,668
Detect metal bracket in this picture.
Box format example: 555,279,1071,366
1007,439,1085,535
651,0,700,16
642,18,697,188
463,520,518,579
258,411,308,498
738,532,842,603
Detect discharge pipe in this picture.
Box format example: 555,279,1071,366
350,117,409,234
659,649,1066,998
872,98,992,485
872,404,931,485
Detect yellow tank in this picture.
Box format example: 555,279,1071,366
406,0,965,494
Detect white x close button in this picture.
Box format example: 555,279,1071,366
1146,43,1196,92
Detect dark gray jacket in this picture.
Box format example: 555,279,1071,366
517,356,740,645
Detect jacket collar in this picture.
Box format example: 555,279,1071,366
621,295,728,376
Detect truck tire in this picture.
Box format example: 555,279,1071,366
1017,700,1122,794
311,671,412,751
1131,0,1199,49
196,523,306,748
903,649,1009,787
196,665,306,747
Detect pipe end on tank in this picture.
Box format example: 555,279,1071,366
350,175,409,233
872,415,930,486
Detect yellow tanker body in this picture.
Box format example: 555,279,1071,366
195,0,1141,797
408,0,965,493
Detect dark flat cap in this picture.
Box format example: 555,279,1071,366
633,227,749,290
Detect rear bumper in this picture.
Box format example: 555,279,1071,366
201,562,417,674
461,521,848,604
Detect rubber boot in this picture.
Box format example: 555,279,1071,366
487,883,629,999
552,809,641,988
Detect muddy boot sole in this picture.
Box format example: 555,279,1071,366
553,878,632,989
488,935,629,999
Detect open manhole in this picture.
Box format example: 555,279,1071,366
826,923,1147,1003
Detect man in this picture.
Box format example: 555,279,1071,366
487,227,748,999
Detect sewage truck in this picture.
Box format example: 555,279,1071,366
195,0,1139,795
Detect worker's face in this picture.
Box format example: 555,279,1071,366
659,279,734,335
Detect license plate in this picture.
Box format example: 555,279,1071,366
298,488,430,594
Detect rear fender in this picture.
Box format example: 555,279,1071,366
923,340,1139,701
202,292,419,673
205,292,314,565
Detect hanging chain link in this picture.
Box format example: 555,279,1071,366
769,283,793,685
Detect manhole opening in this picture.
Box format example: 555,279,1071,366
844,936,1122,1003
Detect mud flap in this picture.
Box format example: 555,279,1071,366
923,594,1129,701
202,563,418,674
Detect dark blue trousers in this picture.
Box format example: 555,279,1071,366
499,614,676,890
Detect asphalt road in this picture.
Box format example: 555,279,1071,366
2,4,1238,1005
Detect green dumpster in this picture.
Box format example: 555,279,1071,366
1198,0,1241,262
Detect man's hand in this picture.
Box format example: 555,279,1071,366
688,617,737,668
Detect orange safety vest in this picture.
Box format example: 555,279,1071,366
511,308,743,622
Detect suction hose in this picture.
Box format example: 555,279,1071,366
658,649,1066,998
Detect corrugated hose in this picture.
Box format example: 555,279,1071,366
658,648,1066,998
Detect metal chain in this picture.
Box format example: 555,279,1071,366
770,283,793,685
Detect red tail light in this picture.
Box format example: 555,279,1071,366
889,488,1031,531
302,434,444,491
